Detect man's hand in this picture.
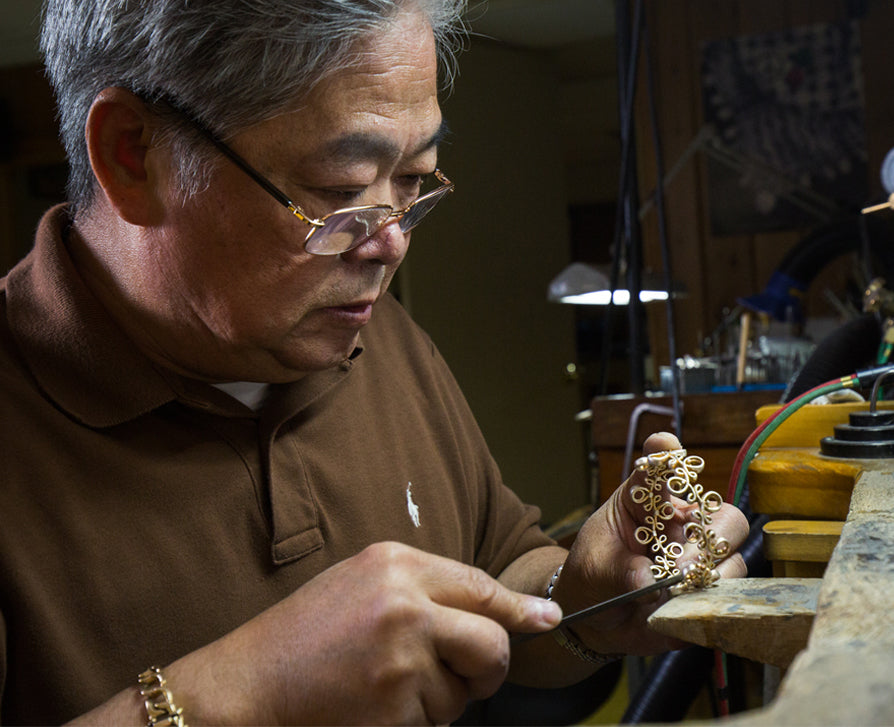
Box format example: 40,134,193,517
162,542,561,725
551,432,749,656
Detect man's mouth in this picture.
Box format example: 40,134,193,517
321,299,375,325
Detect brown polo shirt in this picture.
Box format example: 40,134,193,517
0,206,552,723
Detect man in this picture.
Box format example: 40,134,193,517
0,0,748,723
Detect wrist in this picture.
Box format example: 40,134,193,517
162,644,269,726
545,563,563,600
544,565,622,666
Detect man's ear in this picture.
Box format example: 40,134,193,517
85,87,165,225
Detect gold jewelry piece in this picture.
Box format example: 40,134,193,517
138,666,188,727
632,448,729,594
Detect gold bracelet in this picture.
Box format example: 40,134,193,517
632,448,728,593
137,666,188,727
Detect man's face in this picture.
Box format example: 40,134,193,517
144,11,442,382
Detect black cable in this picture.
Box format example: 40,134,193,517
600,0,645,394
642,5,682,434
621,647,715,724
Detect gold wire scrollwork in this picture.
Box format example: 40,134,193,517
632,448,729,594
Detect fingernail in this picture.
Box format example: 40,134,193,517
536,598,563,626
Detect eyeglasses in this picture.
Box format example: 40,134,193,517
182,112,453,256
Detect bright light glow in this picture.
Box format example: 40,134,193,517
559,289,670,305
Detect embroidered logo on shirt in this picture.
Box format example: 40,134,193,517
406,482,421,528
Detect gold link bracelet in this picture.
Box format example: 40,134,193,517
137,666,188,727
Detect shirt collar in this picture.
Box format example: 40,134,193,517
8,207,324,426
5,206,185,426
7,206,366,427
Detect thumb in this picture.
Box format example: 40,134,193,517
425,556,562,634
642,431,682,454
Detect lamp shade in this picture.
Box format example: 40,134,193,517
547,262,680,305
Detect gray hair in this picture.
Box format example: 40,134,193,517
40,0,467,214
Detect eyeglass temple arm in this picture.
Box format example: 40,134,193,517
201,133,321,227
151,91,321,228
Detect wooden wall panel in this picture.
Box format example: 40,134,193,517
635,0,894,370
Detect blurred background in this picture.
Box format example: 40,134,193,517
2,0,894,528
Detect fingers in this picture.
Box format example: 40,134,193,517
419,550,562,634
669,500,749,585
621,432,683,516
706,503,749,578
359,543,562,720
419,604,528,725
413,588,549,723
246,543,567,725
430,607,513,701
418,663,471,725
716,551,747,579
642,431,682,454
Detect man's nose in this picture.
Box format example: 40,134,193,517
342,215,409,265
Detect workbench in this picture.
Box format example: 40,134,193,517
647,400,894,724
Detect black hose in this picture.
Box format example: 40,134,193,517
775,216,894,288
783,314,882,401
457,660,622,726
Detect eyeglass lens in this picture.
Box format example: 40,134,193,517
304,185,452,255
397,188,447,232
304,208,391,255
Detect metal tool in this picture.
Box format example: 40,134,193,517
510,571,684,645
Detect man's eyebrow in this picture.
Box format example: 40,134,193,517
421,119,451,153
316,120,451,163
